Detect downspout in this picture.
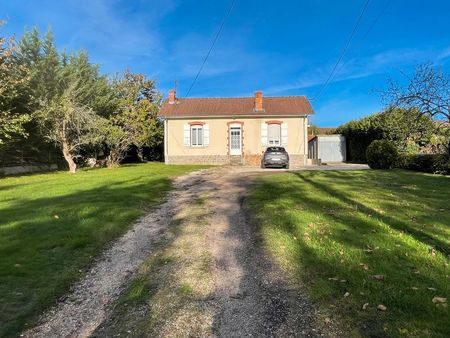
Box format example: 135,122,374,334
304,116,308,165
164,119,168,164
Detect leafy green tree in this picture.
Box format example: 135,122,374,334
336,107,436,161
379,107,435,153
385,64,450,154
308,123,320,135
35,83,104,173
16,28,114,172
104,71,162,166
0,21,31,145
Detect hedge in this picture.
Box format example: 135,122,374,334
397,154,450,175
366,140,398,169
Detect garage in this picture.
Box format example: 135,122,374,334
308,134,346,163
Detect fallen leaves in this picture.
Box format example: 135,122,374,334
433,296,448,308
363,244,379,253
344,292,350,298
360,263,369,271
372,274,385,281
362,303,369,310
432,296,447,304
377,304,387,311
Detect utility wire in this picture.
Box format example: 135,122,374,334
185,0,237,98
331,0,392,81
312,0,371,101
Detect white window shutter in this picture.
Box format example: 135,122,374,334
281,122,288,146
261,123,268,146
183,124,190,146
203,124,209,146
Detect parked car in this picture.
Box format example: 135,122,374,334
261,146,289,169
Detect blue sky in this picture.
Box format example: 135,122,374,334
2,0,450,126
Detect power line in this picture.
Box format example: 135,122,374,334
312,0,371,101
361,0,391,40
185,0,237,98
332,0,392,79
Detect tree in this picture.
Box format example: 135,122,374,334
98,118,130,167
308,123,320,135
104,71,162,167
378,107,435,153
385,63,450,154
35,83,103,173
20,28,114,172
0,21,31,145
336,107,436,161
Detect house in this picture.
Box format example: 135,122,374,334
159,90,314,166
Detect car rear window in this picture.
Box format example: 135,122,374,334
266,147,285,152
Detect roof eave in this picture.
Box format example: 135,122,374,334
158,113,313,118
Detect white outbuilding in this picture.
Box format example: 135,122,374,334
308,134,346,163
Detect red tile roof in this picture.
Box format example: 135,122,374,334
159,96,314,117
435,120,450,127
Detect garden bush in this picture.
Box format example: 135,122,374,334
397,153,450,175
366,140,398,169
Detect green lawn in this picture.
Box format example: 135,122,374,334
0,163,206,337
248,169,449,337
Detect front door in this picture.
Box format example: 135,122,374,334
229,124,242,155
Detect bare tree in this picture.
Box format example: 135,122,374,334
385,64,450,154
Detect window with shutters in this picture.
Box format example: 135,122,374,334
190,125,203,146
267,123,281,145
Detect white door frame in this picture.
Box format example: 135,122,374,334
229,123,242,155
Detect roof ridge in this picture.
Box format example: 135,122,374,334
176,95,309,100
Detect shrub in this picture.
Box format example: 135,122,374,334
366,140,398,169
397,154,450,175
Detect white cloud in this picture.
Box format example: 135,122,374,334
264,47,430,95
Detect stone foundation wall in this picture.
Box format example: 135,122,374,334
166,154,307,167
167,155,230,165
243,154,262,166
289,154,307,167
0,164,58,176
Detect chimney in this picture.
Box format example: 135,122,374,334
168,89,176,104
254,91,263,111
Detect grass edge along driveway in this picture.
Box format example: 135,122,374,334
248,169,449,338
0,163,207,337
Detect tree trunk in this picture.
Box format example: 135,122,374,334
137,147,145,162
107,149,120,168
62,141,77,173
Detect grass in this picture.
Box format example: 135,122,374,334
0,163,207,337
92,193,215,337
248,169,450,337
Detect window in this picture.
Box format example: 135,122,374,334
191,125,203,146
268,123,281,145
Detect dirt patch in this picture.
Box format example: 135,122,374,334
24,167,345,337
205,169,336,337
22,169,212,338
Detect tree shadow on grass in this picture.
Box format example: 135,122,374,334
0,175,173,337
295,172,449,255
248,171,450,336
92,177,220,337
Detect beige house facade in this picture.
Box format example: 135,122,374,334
159,90,314,167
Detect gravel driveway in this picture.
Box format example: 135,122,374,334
24,166,347,337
